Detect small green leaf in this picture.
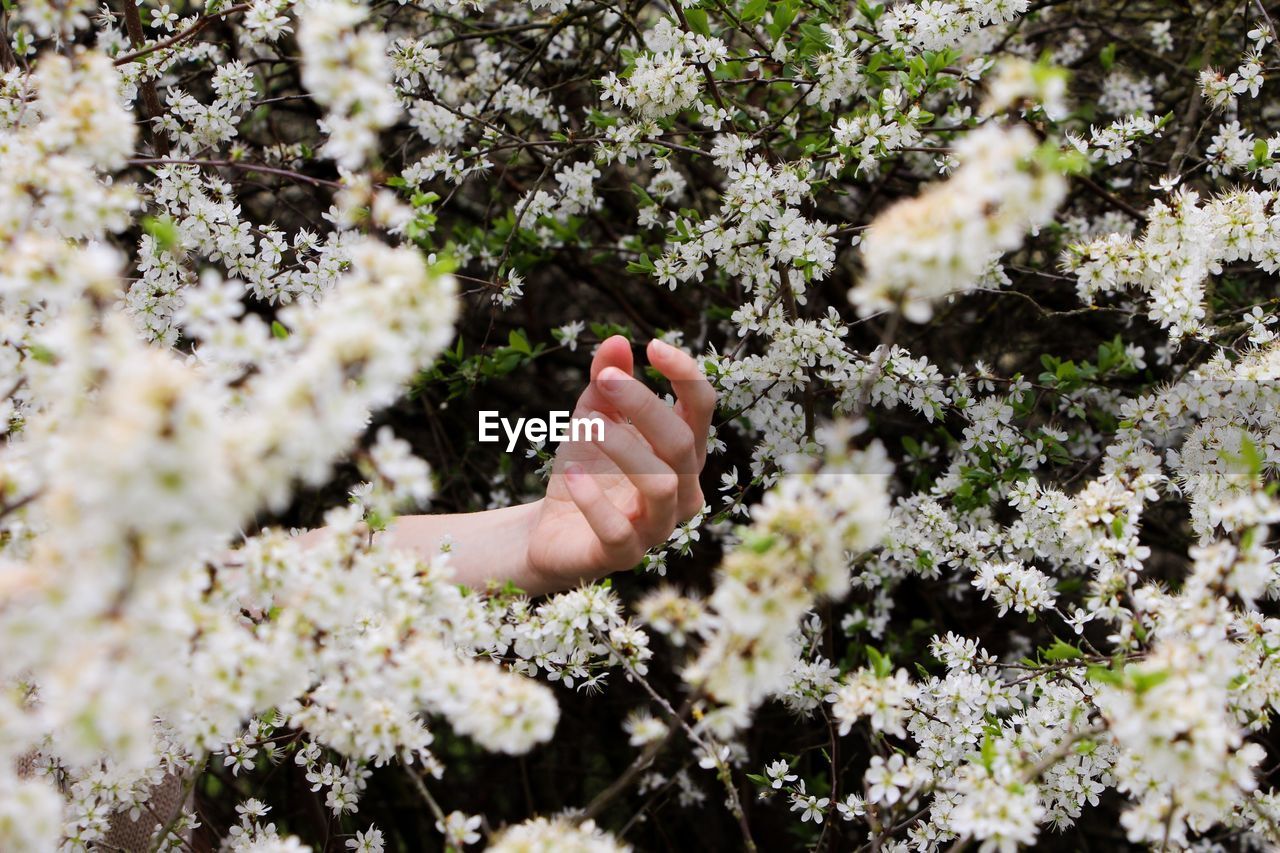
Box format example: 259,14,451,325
865,645,892,678
630,183,657,208
684,7,711,37
741,0,768,22
1130,669,1169,694
979,732,996,772
142,215,180,253
1086,664,1124,686
744,532,777,554
508,329,532,355
271,321,289,340
767,0,799,40
1042,639,1084,662
626,254,656,274
1099,42,1116,71
1074,738,1098,756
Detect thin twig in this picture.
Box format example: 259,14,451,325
580,697,692,822
127,158,341,189
113,4,250,66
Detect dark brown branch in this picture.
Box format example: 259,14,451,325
119,0,170,155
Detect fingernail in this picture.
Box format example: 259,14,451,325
565,463,583,480
586,410,608,435
651,338,678,357
599,366,627,394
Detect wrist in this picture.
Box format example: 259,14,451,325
507,498,548,593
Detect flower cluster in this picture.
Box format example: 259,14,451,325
678,425,891,736
852,123,1067,322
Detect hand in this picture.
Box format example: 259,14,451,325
523,335,716,592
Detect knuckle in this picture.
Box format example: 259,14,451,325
657,473,679,498
696,378,716,408
600,521,633,548
634,389,662,419
672,426,697,459
681,489,704,519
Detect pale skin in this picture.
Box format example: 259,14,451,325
300,336,716,595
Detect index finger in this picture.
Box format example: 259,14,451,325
646,339,715,466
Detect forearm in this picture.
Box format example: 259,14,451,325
381,499,537,584
379,501,545,592
294,500,565,594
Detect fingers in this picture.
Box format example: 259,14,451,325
562,464,645,569
587,411,680,533
646,339,716,466
590,334,634,381
596,339,715,519
573,335,634,420
597,365,702,518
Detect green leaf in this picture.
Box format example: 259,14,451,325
630,183,657,208
411,190,441,208
684,7,711,37
586,110,619,129
626,254,656,274
1130,669,1169,694
142,215,180,253
1221,431,1265,479
1085,664,1124,686
979,732,996,772
767,0,799,40
1041,639,1084,662
1099,42,1116,71
1034,141,1091,177
271,321,289,340
589,321,631,340
508,329,532,355
865,645,892,678
741,0,768,22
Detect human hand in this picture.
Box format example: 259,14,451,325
523,335,716,592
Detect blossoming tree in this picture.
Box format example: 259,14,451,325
3,0,1280,850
